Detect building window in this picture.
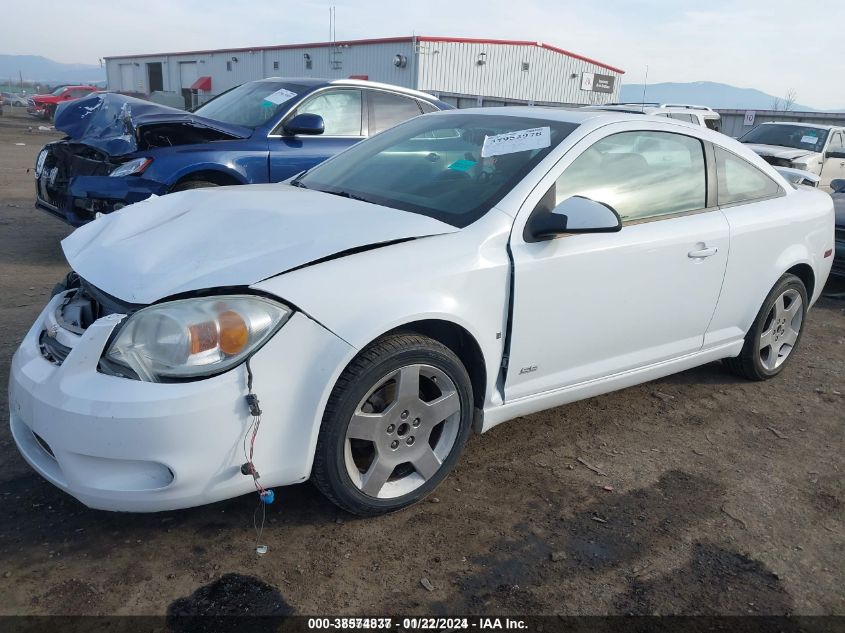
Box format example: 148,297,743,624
226,61,232,71
273,61,279,70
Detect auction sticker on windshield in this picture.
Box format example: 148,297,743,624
800,134,818,145
263,88,298,106
481,127,551,158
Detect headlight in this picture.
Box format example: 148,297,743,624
110,157,152,177
104,295,291,382
35,149,47,177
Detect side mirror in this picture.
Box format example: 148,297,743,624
826,149,845,160
526,196,622,242
831,179,845,193
283,113,325,136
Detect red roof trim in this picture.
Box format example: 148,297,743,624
104,35,624,74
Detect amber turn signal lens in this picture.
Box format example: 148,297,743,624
188,321,218,355
218,310,249,355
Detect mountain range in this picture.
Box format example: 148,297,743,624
618,81,832,111
0,55,105,86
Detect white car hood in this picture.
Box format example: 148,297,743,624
744,144,817,161
62,184,458,304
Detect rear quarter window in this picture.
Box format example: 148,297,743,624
715,146,783,206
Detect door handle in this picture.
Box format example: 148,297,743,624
688,246,718,258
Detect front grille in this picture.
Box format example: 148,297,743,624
36,143,114,215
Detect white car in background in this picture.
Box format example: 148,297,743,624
740,122,845,190
9,108,834,516
583,103,722,131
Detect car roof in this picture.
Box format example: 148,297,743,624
429,106,648,125
758,121,839,131
255,76,439,102
330,78,440,102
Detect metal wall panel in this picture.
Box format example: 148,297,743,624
262,42,417,87
107,41,418,104
106,39,621,107
416,40,621,106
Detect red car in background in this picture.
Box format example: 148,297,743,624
27,85,99,120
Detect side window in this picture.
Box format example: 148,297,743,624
368,91,423,135
705,117,721,132
828,132,843,150
668,113,696,123
715,146,782,205
293,89,362,136
552,130,707,222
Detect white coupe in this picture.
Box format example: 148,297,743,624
9,108,835,515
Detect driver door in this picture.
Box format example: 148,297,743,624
268,88,365,182
505,127,729,401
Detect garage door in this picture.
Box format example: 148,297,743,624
179,62,199,89
120,64,134,91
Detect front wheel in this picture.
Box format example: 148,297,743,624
312,333,473,516
724,273,808,380
171,179,220,192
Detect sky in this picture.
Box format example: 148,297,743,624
2,0,843,109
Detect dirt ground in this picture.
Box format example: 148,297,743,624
0,107,842,617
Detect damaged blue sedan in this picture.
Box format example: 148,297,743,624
34,78,449,225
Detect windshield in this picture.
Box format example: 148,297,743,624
297,113,577,228
51,87,66,96
740,124,829,153
193,80,308,128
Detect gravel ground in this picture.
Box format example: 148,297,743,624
0,108,842,616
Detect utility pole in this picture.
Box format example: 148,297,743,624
641,65,648,105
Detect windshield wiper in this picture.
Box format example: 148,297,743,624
321,189,372,203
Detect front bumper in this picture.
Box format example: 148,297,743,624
9,293,353,512
36,173,167,226
27,103,47,117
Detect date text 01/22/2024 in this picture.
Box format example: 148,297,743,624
306,618,528,630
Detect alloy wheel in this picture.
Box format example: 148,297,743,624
344,363,461,499
759,288,803,371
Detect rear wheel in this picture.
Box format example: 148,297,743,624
312,333,473,516
724,273,808,380
171,179,220,192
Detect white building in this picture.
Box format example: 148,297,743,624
105,36,624,110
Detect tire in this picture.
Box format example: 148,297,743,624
171,179,220,192
312,333,473,516
724,273,808,381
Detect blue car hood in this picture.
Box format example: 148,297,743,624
53,93,252,157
